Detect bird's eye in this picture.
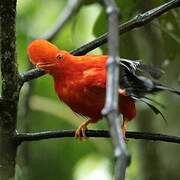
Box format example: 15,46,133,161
56,54,64,60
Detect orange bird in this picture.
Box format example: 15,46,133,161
27,39,180,138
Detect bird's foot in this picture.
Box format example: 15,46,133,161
75,119,92,140
121,127,128,143
121,117,129,143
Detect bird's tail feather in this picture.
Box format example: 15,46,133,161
141,96,166,109
133,96,167,124
155,85,180,95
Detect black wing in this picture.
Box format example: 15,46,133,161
119,59,180,96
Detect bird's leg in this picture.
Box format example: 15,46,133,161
75,119,94,140
121,117,129,142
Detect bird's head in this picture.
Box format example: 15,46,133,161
27,39,71,74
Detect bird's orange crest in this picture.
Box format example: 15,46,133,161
28,39,59,64
27,39,72,73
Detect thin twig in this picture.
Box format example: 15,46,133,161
21,0,180,83
40,0,81,41
15,130,180,144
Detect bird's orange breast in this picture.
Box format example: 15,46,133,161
54,73,136,122
54,74,105,121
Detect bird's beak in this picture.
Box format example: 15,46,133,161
36,62,56,70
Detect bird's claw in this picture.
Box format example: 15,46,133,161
121,117,129,143
121,127,129,143
75,123,88,141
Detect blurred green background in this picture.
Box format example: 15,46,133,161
15,0,180,180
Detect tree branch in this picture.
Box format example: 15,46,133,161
0,0,19,179
20,0,180,83
15,130,180,144
72,0,180,56
102,0,129,179
20,68,45,82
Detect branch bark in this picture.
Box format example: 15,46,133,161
15,130,180,144
20,0,180,83
0,0,19,179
